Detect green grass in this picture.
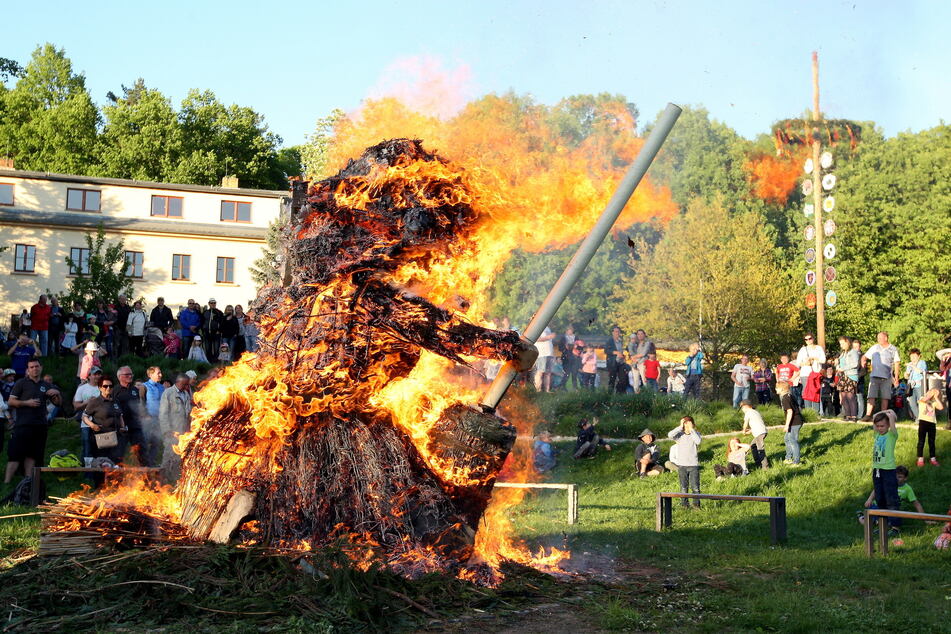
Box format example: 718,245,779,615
513,422,951,631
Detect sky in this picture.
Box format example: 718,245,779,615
5,0,949,147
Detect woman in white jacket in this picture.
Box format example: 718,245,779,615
126,300,148,357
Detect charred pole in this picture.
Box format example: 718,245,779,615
480,103,682,411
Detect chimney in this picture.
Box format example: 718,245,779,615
0,157,13,169
221,175,239,188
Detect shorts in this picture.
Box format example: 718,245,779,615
867,376,892,400
7,425,49,463
534,356,554,374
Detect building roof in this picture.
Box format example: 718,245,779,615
0,207,267,240
0,168,288,199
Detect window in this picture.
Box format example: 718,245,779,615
124,250,144,278
14,244,35,272
0,183,13,206
172,254,190,281
151,195,183,218
216,257,235,283
69,247,91,275
220,200,251,223
66,188,101,212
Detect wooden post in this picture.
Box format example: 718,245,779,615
864,510,874,556
812,51,826,349
768,497,787,545
878,516,889,556
30,466,42,507
655,492,664,531
566,484,578,525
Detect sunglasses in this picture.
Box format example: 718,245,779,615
101,384,114,389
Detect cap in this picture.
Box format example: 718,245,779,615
3,369,15,376
208,298,216,303
89,367,103,375
194,335,202,341
638,428,656,441
85,341,99,352
185,370,198,379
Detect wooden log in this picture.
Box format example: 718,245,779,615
209,490,256,544
426,403,516,486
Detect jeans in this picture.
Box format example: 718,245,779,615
756,389,772,405
873,468,901,528
31,329,49,356
784,425,801,463
804,400,820,413
751,433,769,468
678,465,701,506
645,378,658,392
907,384,923,421
684,374,701,399
80,426,95,459
856,381,866,415
732,385,750,408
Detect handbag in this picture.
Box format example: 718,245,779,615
94,430,119,450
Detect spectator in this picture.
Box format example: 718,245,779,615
579,345,597,389
72,368,103,463
795,333,826,407
159,373,193,482
60,313,78,355
18,308,31,335
48,297,63,357
1,369,17,430
634,428,664,477
629,329,656,393
916,388,943,467
573,417,611,459
642,352,661,392
243,316,259,353
666,366,686,395
664,443,680,474
904,348,928,422
714,437,751,479
836,367,859,422
740,400,769,469
202,299,224,362
860,332,901,422
836,336,860,421
74,341,104,384
178,300,202,355
820,365,838,417
532,431,556,473
81,374,125,467
115,295,131,357
560,326,578,390
853,338,867,415
802,368,822,413
188,335,209,363
566,338,584,390
97,302,117,355
114,366,149,466
7,333,39,379
870,409,901,535
752,358,773,404
774,354,799,404
604,326,626,393
146,323,165,356
730,354,754,408
149,297,174,332
220,305,239,355
625,334,642,393
163,327,181,359
776,381,803,466
29,295,51,356
683,342,704,399
533,325,556,393
126,301,148,357
143,366,166,468
218,342,233,363
233,305,248,356
4,359,62,484
668,417,702,508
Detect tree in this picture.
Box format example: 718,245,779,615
613,196,799,368
60,226,135,311
300,109,345,180
0,57,23,81
0,44,99,173
249,218,286,288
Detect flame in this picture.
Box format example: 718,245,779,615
744,151,804,206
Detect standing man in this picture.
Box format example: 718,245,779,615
730,354,754,408
178,300,202,357
72,367,103,463
533,325,556,393
47,297,63,357
604,326,626,392
150,297,174,332
683,342,704,400
7,333,39,379
29,294,51,357
114,295,131,358
159,373,193,482
795,333,825,408
114,366,149,466
860,332,901,422
202,299,224,362
143,366,166,467
629,329,656,393
4,359,61,484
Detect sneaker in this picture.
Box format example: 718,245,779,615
639,473,647,479
930,457,940,466
887,527,901,538
917,457,925,467
860,415,873,422
788,462,802,468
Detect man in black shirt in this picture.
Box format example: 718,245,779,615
4,359,61,484
149,297,174,331
202,299,224,362
114,365,150,466
115,295,132,357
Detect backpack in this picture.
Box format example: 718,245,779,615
49,451,81,469
1,476,44,506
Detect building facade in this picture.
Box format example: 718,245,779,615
0,169,287,325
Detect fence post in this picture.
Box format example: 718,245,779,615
878,516,889,556
768,497,787,545
864,510,874,556
30,467,42,507
655,492,663,531
566,484,578,525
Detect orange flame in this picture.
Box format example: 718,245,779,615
744,151,803,206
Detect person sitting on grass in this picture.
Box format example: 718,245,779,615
740,400,769,469
916,388,943,467
714,437,750,480
664,443,680,474
634,428,664,478
533,430,557,473
573,417,611,459
859,465,927,523
870,409,902,538
934,506,951,550
668,416,702,508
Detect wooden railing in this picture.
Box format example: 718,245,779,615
495,482,578,524
656,492,787,545
863,508,950,556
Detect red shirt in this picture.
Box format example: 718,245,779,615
30,303,51,331
643,359,660,380
776,363,798,383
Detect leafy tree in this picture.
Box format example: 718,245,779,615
613,196,799,368
249,218,286,288
0,57,23,81
300,108,345,180
0,44,99,173
60,225,135,311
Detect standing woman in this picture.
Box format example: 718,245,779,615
776,381,803,466
232,305,247,356
126,301,148,357
852,339,866,418
219,305,239,355
836,336,860,421
60,313,78,355
752,358,773,405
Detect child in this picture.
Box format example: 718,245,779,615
871,409,901,535
668,416,702,507
642,353,661,392
776,381,803,466
163,327,181,359
573,417,611,459
218,342,233,363
579,346,597,389
533,431,556,473
820,365,838,417
860,465,926,520
802,369,822,413
904,348,928,421
714,437,750,479
916,388,944,466
634,428,664,478
740,400,769,469
187,335,208,363
666,366,686,394
934,506,951,550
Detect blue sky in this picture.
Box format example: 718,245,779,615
6,0,948,146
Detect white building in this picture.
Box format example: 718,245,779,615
0,167,287,324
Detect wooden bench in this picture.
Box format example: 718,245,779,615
656,492,787,545
495,482,579,524
863,508,950,556
31,466,163,506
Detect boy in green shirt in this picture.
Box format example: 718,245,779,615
871,409,901,533
860,465,926,521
